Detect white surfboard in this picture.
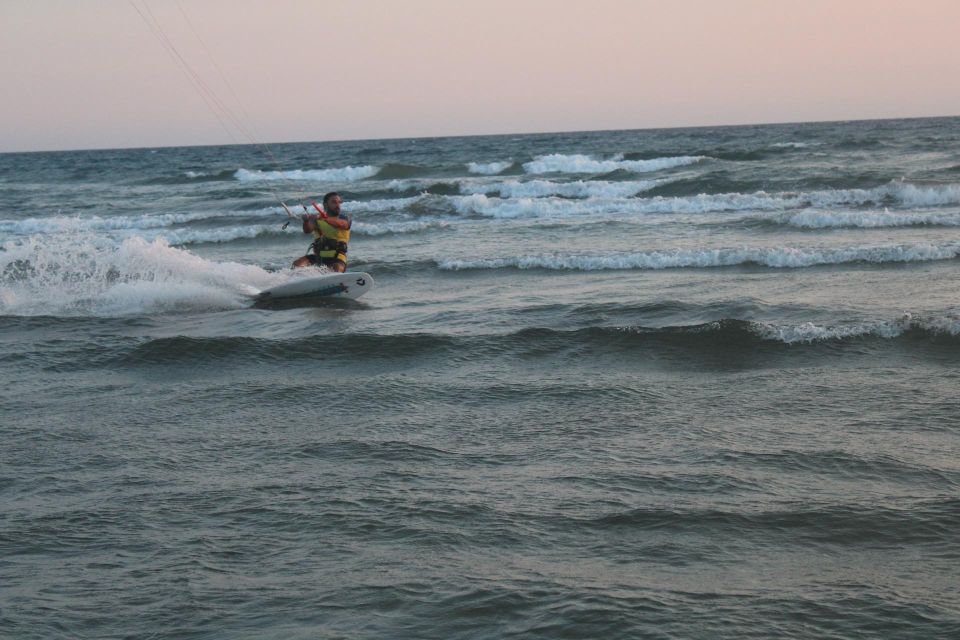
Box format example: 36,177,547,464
255,272,373,302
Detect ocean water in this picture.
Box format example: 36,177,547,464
2,117,960,639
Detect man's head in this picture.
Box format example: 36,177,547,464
323,192,343,216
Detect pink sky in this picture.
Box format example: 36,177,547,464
2,0,959,152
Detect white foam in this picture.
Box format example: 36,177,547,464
460,179,662,199
804,182,960,208
131,225,279,245
344,196,422,213
438,242,960,271
776,209,960,229
0,199,426,242
522,153,706,174
384,179,440,192
449,192,799,219
235,165,380,183
452,194,573,219
260,197,421,217
131,218,446,244
755,319,909,344
895,183,960,207
0,233,287,316
754,312,960,344
449,181,960,219
0,211,247,236
467,161,512,175
352,219,449,236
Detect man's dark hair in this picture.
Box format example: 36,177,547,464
322,192,340,207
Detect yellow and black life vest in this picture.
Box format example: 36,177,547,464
310,216,350,263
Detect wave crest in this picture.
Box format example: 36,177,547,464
235,165,379,182
449,181,960,219
467,161,512,175
775,210,960,229
522,153,706,175
460,179,662,199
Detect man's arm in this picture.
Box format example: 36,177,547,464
311,201,351,230
322,216,351,230
307,210,351,231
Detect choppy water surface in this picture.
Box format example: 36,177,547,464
3,118,960,638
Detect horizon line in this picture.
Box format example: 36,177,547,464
3,112,958,156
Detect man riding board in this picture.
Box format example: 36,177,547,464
292,191,351,272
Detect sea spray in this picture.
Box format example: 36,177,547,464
0,233,281,315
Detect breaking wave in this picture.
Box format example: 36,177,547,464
450,181,960,218
522,154,706,175
769,210,960,229
352,219,450,236
460,179,663,199
467,161,513,175
234,165,380,182
344,197,423,213
771,141,821,149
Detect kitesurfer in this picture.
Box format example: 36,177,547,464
293,192,351,272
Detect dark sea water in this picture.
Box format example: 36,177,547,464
2,117,960,639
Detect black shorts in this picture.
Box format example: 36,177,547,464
305,254,346,269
